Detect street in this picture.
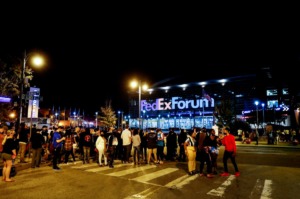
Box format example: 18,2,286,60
1,145,300,199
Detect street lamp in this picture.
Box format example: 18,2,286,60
18,51,44,126
130,80,148,129
118,111,120,128
95,112,98,128
255,101,259,129
262,103,265,133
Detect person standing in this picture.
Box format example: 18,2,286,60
166,128,177,161
2,129,17,182
52,126,65,170
30,129,45,168
63,128,76,164
156,128,165,164
106,127,117,168
146,129,158,164
121,125,132,164
95,130,107,166
17,123,29,163
219,127,240,177
198,128,214,178
178,129,187,162
184,129,197,175
132,128,141,165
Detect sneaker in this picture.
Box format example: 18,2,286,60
235,172,240,177
53,167,61,171
199,173,205,177
207,174,214,178
220,172,230,176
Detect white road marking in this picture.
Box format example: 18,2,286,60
165,174,198,189
131,168,178,183
85,164,128,172
124,187,161,199
260,179,272,199
107,165,156,177
250,179,264,198
207,175,236,197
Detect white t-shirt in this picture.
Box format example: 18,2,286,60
121,129,132,145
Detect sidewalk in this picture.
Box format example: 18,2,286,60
235,135,300,148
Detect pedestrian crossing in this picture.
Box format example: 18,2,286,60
63,161,273,198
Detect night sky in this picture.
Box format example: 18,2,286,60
1,13,299,117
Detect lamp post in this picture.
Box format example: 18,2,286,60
255,101,259,129
95,112,98,128
262,103,265,133
18,51,44,126
130,80,148,129
118,111,120,128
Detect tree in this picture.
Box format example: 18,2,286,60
214,97,236,128
97,100,117,129
0,56,34,123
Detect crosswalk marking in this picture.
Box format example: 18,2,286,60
131,168,178,183
107,165,157,177
207,175,236,197
66,163,275,198
71,164,97,169
124,187,162,199
261,179,272,199
165,174,198,189
250,179,264,198
85,164,127,172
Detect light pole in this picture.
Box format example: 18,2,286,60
130,80,148,129
262,103,265,133
18,51,44,126
95,112,98,128
118,111,120,128
255,101,259,129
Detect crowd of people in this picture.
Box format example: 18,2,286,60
1,123,244,182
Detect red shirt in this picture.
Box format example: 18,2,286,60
221,134,236,153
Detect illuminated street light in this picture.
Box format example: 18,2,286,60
255,101,259,129
95,112,98,128
18,51,44,126
130,80,148,129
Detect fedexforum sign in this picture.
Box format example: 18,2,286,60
141,97,215,111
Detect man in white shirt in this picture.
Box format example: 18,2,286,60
121,125,132,163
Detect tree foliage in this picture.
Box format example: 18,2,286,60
97,100,117,128
214,97,235,127
0,56,34,123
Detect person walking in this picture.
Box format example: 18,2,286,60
219,127,240,177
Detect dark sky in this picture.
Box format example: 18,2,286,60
1,13,299,117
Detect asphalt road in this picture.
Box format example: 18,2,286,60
1,144,300,199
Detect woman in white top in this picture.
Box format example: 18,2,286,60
95,131,107,166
